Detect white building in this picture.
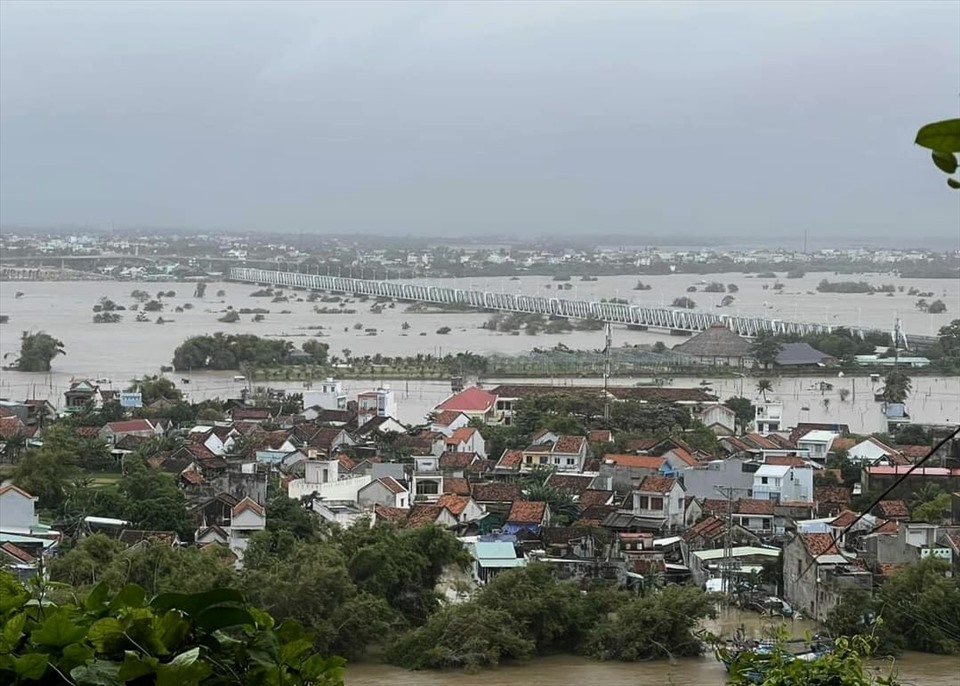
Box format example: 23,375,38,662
753,464,813,503
755,401,783,434
357,386,397,426
287,455,372,501
847,437,900,465
797,431,839,462
228,497,266,563
302,378,348,411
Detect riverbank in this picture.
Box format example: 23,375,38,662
344,651,960,686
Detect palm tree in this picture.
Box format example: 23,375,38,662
3,433,27,464
881,369,912,404
756,378,774,402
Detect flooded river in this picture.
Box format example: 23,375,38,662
345,610,960,686
0,274,957,430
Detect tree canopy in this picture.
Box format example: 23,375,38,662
13,331,65,372
172,333,294,371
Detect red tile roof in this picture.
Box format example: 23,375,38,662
602,454,665,470
665,447,699,467
232,497,265,518
700,498,730,517
765,455,809,467
829,510,859,529
507,501,547,524
801,533,841,557
337,453,357,471
682,515,728,541
895,444,929,460
737,499,775,516
449,427,478,444
554,435,586,454
436,494,472,516
0,416,27,438
588,430,613,444
637,475,677,494
377,476,407,495
471,482,521,503
872,520,899,535
815,487,852,505
439,451,480,470
407,505,444,527
372,504,408,523
621,438,661,453
432,410,466,426
436,387,496,413
0,541,36,564
578,489,614,508
443,477,471,496
0,484,35,500
875,500,910,519
105,419,154,434
545,473,593,495
495,449,523,470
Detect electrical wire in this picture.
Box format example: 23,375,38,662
796,425,960,583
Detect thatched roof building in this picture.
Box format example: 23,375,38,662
672,324,753,367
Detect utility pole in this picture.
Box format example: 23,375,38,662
603,323,613,421
714,485,752,602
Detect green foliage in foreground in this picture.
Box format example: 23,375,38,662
386,565,718,672
724,632,899,686
0,571,344,686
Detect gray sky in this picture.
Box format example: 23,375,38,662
1,1,958,244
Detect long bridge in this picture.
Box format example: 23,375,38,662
228,267,911,341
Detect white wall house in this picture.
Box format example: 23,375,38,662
753,464,813,502
228,497,266,566
797,431,839,462
632,476,686,531
357,386,397,426
847,437,900,465
411,455,443,502
755,401,783,434
287,456,372,501
0,484,38,534
357,477,410,510
303,378,348,410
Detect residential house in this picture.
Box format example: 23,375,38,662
862,466,960,498
187,425,238,456
847,437,902,465
411,455,444,502
287,454,372,501
64,379,104,412
660,447,701,475
504,501,550,534
466,539,525,584
671,323,754,367
698,404,737,435
873,500,910,521
357,476,410,510
396,430,446,457
470,482,522,522
356,386,397,427
733,499,776,536
355,415,408,438
311,500,367,527
0,484,38,534
861,521,948,566
753,463,813,503
493,449,524,476
814,487,852,517
681,456,759,500
599,454,666,491
796,431,839,462
430,410,471,437
434,386,497,423
302,378,348,411
754,401,783,434
783,533,872,622
545,473,595,499
438,451,484,476
228,497,266,565
520,435,589,473
631,476,685,532
445,427,487,458
408,504,459,529
99,419,161,446
681,515,761,552
436,494,485,525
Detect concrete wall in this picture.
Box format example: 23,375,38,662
682,458,755,500
288,474,372,502
0,490,37,533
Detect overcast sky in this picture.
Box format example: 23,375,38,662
1,1,958,244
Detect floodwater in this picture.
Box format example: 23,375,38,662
0,274,957,431
345,610,959,685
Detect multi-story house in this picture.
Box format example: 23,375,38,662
631,476,686,531
752,463,813,503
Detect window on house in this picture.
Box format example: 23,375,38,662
567,458,575,465
761,477,768,485
650,497,664,510
539,456,548,464
797,560,802,576
637,496,649,509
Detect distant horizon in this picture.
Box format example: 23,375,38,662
2,224,958,253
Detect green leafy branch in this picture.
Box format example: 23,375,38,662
915,118,960,189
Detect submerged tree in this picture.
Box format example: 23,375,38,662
14,331,65,372
880,369,912,404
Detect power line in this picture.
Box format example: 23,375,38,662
797,426,960,583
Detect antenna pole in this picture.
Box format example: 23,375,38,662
603,323,612,421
